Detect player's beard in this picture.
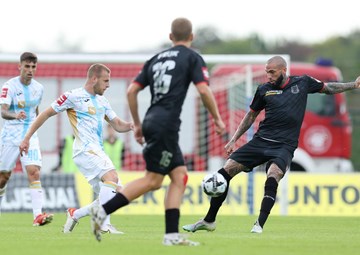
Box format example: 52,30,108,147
274,74,284,87
94,84,104,95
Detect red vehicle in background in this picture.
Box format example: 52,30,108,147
209,60,353,172
0,54,352,173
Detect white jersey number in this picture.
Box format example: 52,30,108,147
152,60,175,103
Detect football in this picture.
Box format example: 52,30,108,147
202,172,227,197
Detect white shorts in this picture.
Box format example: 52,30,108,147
73,149,119,194
0,142,42,172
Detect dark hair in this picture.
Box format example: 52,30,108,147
20,52,38,63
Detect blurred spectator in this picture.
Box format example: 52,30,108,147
52,135,79,173
53,126,125,173
103,124,125,171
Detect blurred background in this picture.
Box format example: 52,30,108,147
2,0,360,171
1,0,360,215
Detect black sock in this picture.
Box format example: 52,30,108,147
102,192,129,215
219,168,232,183
165,208,180,234
258,177,278,228
204,168,231,223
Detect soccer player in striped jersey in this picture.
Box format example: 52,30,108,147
0,52,53,226
19,63,133,234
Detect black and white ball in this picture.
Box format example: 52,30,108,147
202,172,227,197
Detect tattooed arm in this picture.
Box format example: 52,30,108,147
224,110,261,155
321,76,360,94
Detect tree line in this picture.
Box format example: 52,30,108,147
188,26,360,82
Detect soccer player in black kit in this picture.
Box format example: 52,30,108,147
183,55,360,234
90,17,225,245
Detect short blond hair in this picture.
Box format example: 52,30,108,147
87,63,110,78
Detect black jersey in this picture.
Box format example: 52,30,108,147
250,75,325,148
134,45,209,131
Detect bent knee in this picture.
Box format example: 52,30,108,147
26,167,41,180
0,172,12,187
101,170,119,184
267,164,284,182
148,179,163,191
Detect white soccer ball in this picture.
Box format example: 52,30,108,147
202,172,227,197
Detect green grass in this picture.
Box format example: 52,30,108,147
0,213,359,255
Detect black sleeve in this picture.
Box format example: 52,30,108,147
249,85,265,111
305,75,325,93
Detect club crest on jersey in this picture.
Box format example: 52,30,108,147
88,106,96,115
56,94,68,106
265,90,283,96
1,88,8,98
18,101,25,108
291,85,299,94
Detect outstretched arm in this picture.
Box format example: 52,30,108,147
196,83,226,135
321,76,360,94
19,106,57,155
225,110,260,155
107,117,133,133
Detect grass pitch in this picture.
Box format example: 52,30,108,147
0,213,359,255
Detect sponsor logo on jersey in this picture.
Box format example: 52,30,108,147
18,101,25,108
265,90,283,96
1,88,8,98
56,94,67,106
88,106,96,115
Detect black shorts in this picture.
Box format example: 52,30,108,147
142,120,184,175
229,136,295,173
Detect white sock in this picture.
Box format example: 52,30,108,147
99,181,117,227
73,199,99,220
30,181,43,219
